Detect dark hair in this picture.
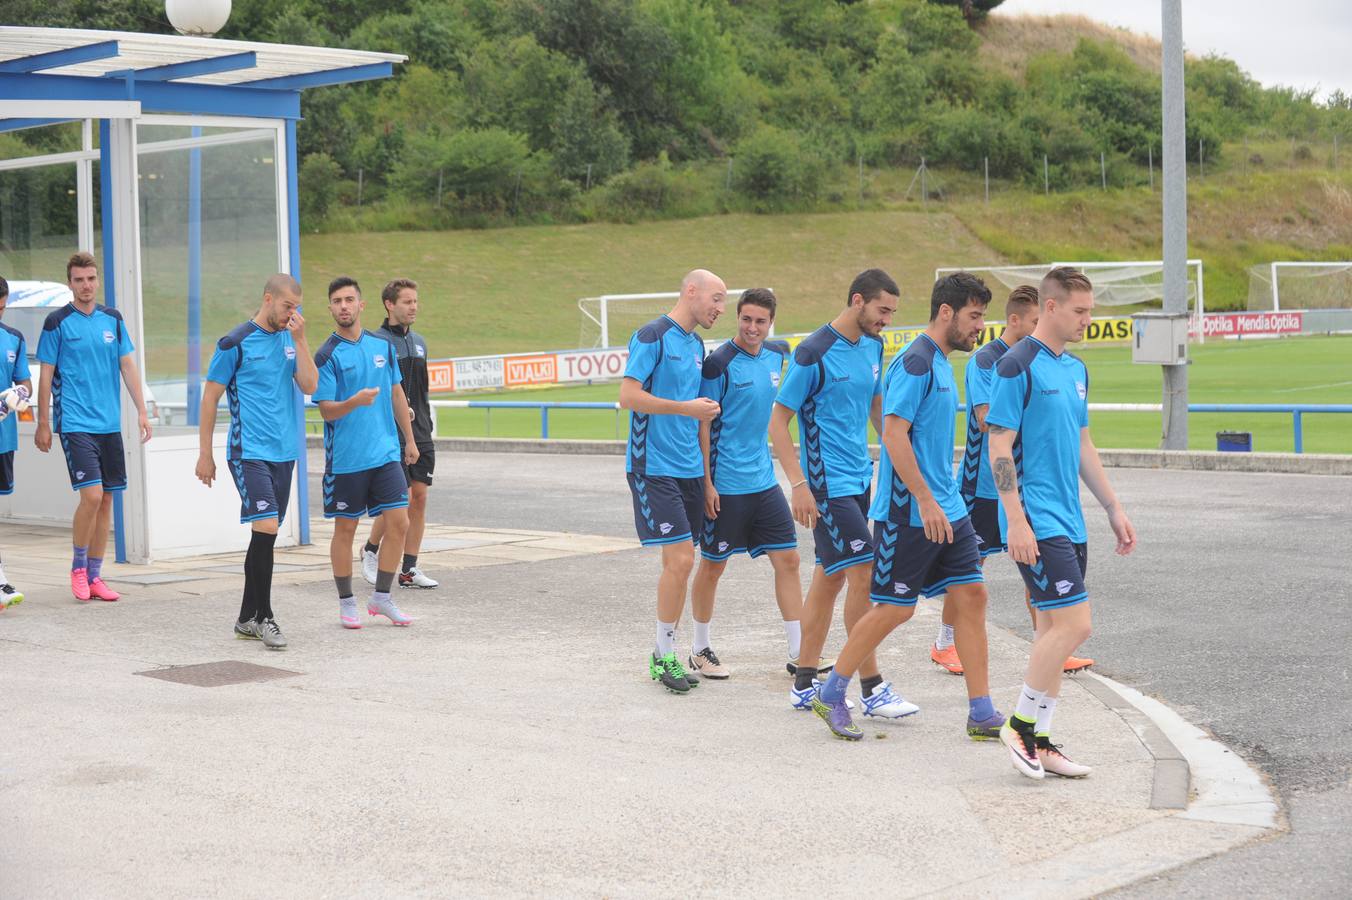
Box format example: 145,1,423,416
737,287,777,319
1005,285,1039,317
846,268,899,307
0,275,8,299
929,271,991,321
67,251,97,281
382,277,418,307
328,275,361,299
1040,266,1093,304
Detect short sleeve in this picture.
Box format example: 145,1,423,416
36,324,59,366
699,372,723,402
965,358,993,408
884,367,930,424
985,368,1026,433
775,357,818,413
12,338,30,383
117,317,134,357
623,332,659,383
312,355,338,403
205,344,239,386
872,346,884,398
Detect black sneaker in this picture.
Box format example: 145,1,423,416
649,652,692,693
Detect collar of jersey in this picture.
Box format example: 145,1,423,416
1025,335,1061,359
68,301,99,318
916,332,943,355
993,336,1009,351
731,338,765,359
662,314,690,336
382,318,410,336
826,323,859,346
332,329,364,344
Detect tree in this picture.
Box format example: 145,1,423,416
926,0,1005,24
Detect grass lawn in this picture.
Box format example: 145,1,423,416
402,334,1351,454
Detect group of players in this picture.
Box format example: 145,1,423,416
0,253,443,653
621,267,1136,780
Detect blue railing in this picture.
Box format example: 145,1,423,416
429,400,1351,453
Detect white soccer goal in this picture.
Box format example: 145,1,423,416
1249,262,1352,311
934,260,1206,339
578,289,773,348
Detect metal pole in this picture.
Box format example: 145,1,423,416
984,156,989,203
99,119,128,564
1161,0,1190,450
1199,139,1204,178
357,167,364,207
1335,134,1339,168
920,156,927,207
1043,154,1049,194
541,406,549,439
436,168,443,207
585,163,592,191
284,119,310,547
1293,410,1303,454
1149,145,1154,190
186,127,202,427
726,157,733,190
1101,151,1107,190
858,151,863,199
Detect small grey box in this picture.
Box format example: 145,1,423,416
1131,312,1191,365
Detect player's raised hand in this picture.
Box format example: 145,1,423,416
353,387,380,407
286,310,306,339
1109,505,1137,556
919,497,953,544
1006,517,1039,565
684,397,720,422
195,452,216,487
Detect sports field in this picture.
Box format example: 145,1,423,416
411,335,1351,454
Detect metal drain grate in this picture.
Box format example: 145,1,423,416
135,660,301,687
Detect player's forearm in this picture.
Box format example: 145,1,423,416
393,392,416,447
699,420,713,483
988,428,1030,525
119,357,148,415
1079,436,1122,513
619,383,687,416
768,412,806,485
197,399,219,454
37,367,52,424
881,420,937,506
293,353,319,395
972,403,989,431
318,399,355,422
869,397,883,443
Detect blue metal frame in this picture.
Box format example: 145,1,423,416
0,40,120,73
186,127,203,427
241,62,393,91
98,119,128,564
109,51,258,83
0,72,300,119
285,118,310,545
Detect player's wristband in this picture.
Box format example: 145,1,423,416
791,479,808,488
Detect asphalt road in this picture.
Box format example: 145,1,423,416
312,450,1352,894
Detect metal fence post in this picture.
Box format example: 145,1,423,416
357,167,364,208
1043,154,1049,194
1293,410,1303,454
436,169,443,208
984,156,989,203
585,163,593,191
1101,151,1107,190
920,156,927,207
1148,145,1154,190
541,406,550,439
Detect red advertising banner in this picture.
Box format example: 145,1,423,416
1201,311,1304,338
505,354,558,387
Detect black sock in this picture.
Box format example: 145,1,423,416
364,541,380,556
794,667,818,692
335,575,353,598
248,531,278,621
238,540,258,623
401,553,417,574
375,569,395,593
860,674,884,698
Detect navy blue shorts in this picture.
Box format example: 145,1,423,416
870,515,984,606
59,431,126,492
813,491,873,575
229,459,295,525
699,486,797,561
627,473,703,546
1018,536,1089,611
0,450,12,495
967,497,1006,557
323,460,409,519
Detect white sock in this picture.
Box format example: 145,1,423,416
1014,683,1045,723
1035,696,1058,737
784,619,802,659
693,620,711,654
655,621,676,657
935,623,955,650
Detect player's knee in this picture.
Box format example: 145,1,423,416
78,486,105,509
664,545,695,578
696,558,725,581
769,549,800,573
842,565,871,590
877,603,915,627
332,518,359,539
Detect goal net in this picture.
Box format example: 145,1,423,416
578,290,772,349
934,260,1205,336
1248,262,1352,311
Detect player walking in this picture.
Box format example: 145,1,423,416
989,267,1137,779
0,275,32,611
195,274,318,650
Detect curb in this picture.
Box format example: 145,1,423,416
1077,674,1191,810
304,435,1352,475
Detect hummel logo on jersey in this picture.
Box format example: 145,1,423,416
284,346,296,360
718,541,729,552
1041,388,1060,396
849,539,866,553
102,330,115,344
1076,381,1087,399
894,582,909,594
659,522,673,535
832,375,851,383
1055,579,1074,596
734,381,753,389
257,500,270,511
666,354,683,362
336,501,349,510
937,385,951,392
374,354,387,368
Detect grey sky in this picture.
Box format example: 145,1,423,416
998,0,1352,98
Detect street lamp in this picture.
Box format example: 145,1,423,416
165,0,232,37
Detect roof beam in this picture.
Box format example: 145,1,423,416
239,61,393,91
0,72,298,119
0,40,120,74
107,51,258,83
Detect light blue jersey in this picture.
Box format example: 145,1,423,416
313,330,403,475
986,336,1090,543
959,336,1009,503
206,321,299,463
0,323,32,454
775,324,883,499
869,334,965,526
624,315,705,479
36,303,134,434
700,339,788,496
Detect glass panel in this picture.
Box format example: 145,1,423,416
0,162,80,353
136,123,280,431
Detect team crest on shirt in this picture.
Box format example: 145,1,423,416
1075,381,1087,400
872,364,880,380
770,370,780,387
1055,579,1074,595
284,346,296,360
849,539,866,553
415,346,425,357
373,354,387,368
5,351,13,363
102,330,115,344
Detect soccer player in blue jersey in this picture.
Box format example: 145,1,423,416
35,252,153,603
812,273,1004,741
0,275,33,610
195,274,318,650
939,285,1095,677
770,269,918,719
686,288,805,683
314,277,420,630
988,267,1137,779
620,269,726,694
